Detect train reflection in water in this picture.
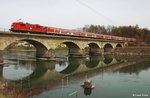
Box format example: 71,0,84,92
0,52,141,98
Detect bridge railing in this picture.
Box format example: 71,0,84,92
0,28,10,32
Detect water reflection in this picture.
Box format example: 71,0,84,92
55,61,68,72
84,88,92,95
116,61,150,75
103,55,113,64
0,51,150,98
85,56,100,68
59,57,81,74
3,60,35,81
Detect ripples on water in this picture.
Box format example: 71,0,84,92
0,50,150,98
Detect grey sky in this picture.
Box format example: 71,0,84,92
0,0,150,29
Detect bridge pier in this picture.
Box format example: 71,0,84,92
68,48,105,57
36,48,55,59
69,49,86,57
104,48,115,54
89,48,103,56
0,50,3,60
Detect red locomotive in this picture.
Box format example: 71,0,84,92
10,22,137,42
10,22,46,33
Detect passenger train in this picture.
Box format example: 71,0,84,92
10,22,136,42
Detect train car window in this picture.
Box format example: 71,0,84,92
36,25,40,28
25,23,29,26
32,25,36,28
44,27,48,30
59,29,61,33
20,23,25,26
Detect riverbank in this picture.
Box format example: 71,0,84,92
115,47,150,55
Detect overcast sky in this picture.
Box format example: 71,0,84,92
0,0,150,29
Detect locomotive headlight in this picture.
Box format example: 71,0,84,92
30,27,32,29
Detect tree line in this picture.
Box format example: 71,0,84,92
82,24,150,44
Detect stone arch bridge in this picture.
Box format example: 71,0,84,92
0,31,128,58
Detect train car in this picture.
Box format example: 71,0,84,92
122,37,127,41
47,27,73,36
10,22,45,33
131,38,137,42
110,35,117,40
103,35,112,40
123,37,127,41
10,21,137,42
59,28,71,35
84,32,95,38
70,32,79,36
115,36,120,41
46,27,62,35
117,36,124,41
136,38,143,42
126,38,131,42
46,27,55,33
79,32,96,38
95,34,105,39
79,32,87,37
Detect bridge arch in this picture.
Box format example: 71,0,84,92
116,44,122,48
63,41,80,49
115,44,123,53
58,41,84,57
124,43,128,47
4,39,52,58
104,43,113,52
22,39,50,58
88,43,101,56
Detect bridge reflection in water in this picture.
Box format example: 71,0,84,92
0,51,149,98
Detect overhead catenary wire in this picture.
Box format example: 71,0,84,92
75,0,116,25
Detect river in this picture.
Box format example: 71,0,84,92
0,49,150,98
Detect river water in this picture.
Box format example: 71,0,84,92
0,49,150,98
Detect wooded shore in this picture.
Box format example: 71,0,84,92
115,47,150,55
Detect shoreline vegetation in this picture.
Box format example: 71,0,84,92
115,46,150,56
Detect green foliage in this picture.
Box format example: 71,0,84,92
0,94,9,98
